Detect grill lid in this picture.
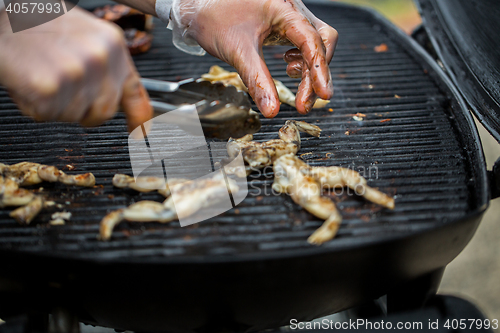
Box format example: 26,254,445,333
415,0,500,142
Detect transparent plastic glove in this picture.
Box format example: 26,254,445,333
0,7,152,132
168,0,338,117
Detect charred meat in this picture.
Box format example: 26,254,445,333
226,120,321,175
94,4,153,55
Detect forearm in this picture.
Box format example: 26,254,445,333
112,0,157,16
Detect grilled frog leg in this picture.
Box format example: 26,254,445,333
227,120,321,174
273,154,395,245
112,174,188,197
99,201,175,241
0,162,42,186
306,167,395,209
37,165,95,187
0,176,35,207
1,162,95,187
9,195,44,224
99,209,125,241
100,175,239,240
273,154,342,245
162,176,239,220
1,162,96,225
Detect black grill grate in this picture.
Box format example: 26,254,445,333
0,5,475,260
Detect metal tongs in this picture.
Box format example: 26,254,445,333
141,78,261,139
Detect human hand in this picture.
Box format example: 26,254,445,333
0,7,152,132
168,0,338,117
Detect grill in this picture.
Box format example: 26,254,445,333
0,2,492,332
0,4,480,261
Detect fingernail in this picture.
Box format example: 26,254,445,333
259,96,279,118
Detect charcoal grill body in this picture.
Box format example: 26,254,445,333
0,2,495,332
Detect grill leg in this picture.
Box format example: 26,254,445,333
386,267,445,313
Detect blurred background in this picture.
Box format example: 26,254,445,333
334,0,500,325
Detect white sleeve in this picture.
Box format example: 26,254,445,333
0,0,5,12
155,0,173,24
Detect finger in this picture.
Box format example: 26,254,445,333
120,65,153,133
232,46,280,118
284,48,303,78
311,17,339,64
286,60,303,78
283,49,316,111
283,15,333,100
295,67,317,114
284,48,302,63
80,76,121,127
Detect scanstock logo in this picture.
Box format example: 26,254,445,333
3,0,79,33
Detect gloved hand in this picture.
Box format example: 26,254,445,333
168,0,338,117
0,7,152,132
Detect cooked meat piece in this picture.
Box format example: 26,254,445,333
93,4,153,31
112,174,189,197
9,195,44,225
1,163,95,187
0,175,17,193
0,176,35,207
100,174,239,240
49,219,65,226
124,29,153,55
1,188,34,207
94,4,153,55
123,201,175,222
272,79,329,109
162,176,239,221
99,209,125,241
226,120,321,174
51,211,72,221
0,162,42,186
157,179,190,197
272,154,395,245
38,165,95,187
201,65,246,91
201,65,330,108
113,174,162,192
1,162,96,225
306,167,395,210
273,154,342,245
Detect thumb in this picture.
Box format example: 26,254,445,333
232,46,280,118
121,65,153,133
